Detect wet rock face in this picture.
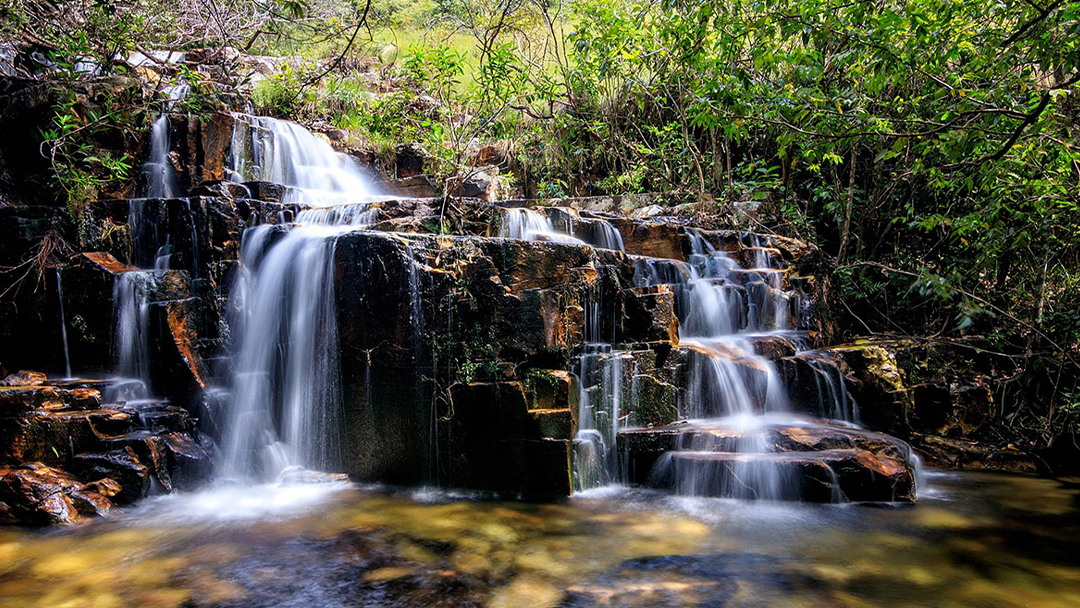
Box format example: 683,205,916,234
334,232,640,497
618,420,918,502
817,340,1041,472
73,447,150,504
0,463,115,525
1,194,287,380
141,113,236,194
0,379,213,522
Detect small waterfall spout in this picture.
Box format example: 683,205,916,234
143,115,177,199
574,344,629,490
108,271,153,403
221,222,348,480
56,268,72,379
500,208,584,244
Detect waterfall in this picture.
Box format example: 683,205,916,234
217,115,385,482
108,198,161,404
108,271,153,403
220,222,349,480
55,268,72,379
500,207,625,251
629,229,882,500
227,114,382,206
500,208,587,245
591,219,625,252
143,115,177,199
574,344,629,490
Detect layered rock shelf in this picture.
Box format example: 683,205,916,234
0,112,934,520
0,377,211,524
619,419,917,502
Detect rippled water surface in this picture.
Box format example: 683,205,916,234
1,471,1078,607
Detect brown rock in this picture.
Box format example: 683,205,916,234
620,285,678,345
73,447,150,504
0,463,114,525
190,180,251,199
618,419,918,502
243,181,286,202
523,369,572,411
378,175,439,198
0,370,47,386
81,251,138,274
163,432,213,489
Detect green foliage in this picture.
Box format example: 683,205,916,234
39,93,135,228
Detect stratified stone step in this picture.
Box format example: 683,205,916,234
618,417,918,503
656,449,913,502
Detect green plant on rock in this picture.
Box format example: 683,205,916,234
40,93,135,233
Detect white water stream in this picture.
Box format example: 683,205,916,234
217,116,386,482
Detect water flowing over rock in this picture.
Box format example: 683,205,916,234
0,111,929,520
227,114,385,206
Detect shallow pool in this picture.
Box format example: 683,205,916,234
1,471,1077,607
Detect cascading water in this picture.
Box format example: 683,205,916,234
500,207,625,251
107,270,156,405
220,221,348,480
143,115,177,199
574,344,629,490
217,115,386,483
227,114,382,206
573,285,634,490
500,208,584,244
55,268,72,379
622,229,894,500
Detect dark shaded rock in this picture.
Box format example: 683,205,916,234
190,180,251,199
824,343,913,436
163,431,214,489
104,433,175,491
912,434,1038,472
183,112,236,190
529,409,575,440
627,375,678,427
9,408,134,467
610,219,689,261
73,447,150,504
444,382,572,498
395,144,425,178
449,167,507,201
242,181,285,202
619,285,678,345
523,369,572,411
0,385,61,414
379,175,439,198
